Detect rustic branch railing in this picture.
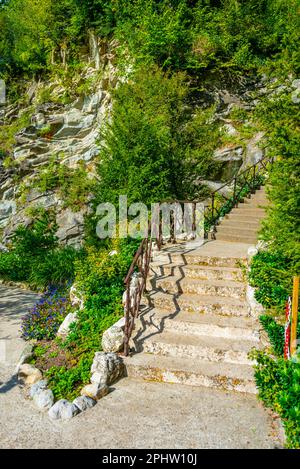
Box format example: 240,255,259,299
123,154,274,356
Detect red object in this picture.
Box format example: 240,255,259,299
284,297,292,360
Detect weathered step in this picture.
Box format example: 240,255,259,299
145,309,260,341
151,291,249,317
216,225,259,236
150,263,244,282
140,331,257,365
215,233,258,244
220,217,261,228
231,207,266,215
225,213,264,223
125,353,257,394
151,277,246,300
157,253,247,268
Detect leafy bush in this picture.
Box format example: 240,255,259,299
249,251,292,310
251,350,300,449
34,159,94,211
41,238,139,399
0,212,82,289
259,315,284,357
93,65,220,210
21,287,71,341
255,93,300,271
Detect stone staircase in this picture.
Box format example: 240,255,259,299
124,188,268,394
215,188,268,244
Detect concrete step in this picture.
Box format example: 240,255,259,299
216,225,259,236
150,263,244,282
150,291,249,317
215,233,258,244
124,353,257,393
225,213,264,223
144,309,260,341
152,277,246,300
158,253,247,268
125,353,257,393
140,331,257,365
220,217,261,227
231,207,266,216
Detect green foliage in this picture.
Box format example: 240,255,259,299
249,251,293,310
21,287,71,341
259,315,284,357
1,0,299,78
251,350,300,449
0,212,82,289
255,93,300,270
0,110,32,156
94,65,219,209
45,355,92,401
34,158,94,211
44,237,139,399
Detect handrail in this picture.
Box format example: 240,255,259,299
123,153,274,356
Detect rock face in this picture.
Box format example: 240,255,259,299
91,352,124,385
0,38,117,247
18,364,42,385
57,312,78,338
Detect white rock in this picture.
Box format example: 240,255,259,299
90,372,108,386
30,380,48,399
73,396,96,412
18,364,42,385
48,399,80,420
91,352,124,385
33,389,54,411
247,246,258,260
102,325,124,353
57,312,78,338
80,383,109,400
109,250,118,256
69,283,84,311
247,285,264,318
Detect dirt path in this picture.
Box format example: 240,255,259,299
0,284,283,449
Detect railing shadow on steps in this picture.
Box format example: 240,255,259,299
123,154,275,356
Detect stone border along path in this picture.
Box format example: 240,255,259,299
0,268,284,445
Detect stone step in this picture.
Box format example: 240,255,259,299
125,353,257,393
221,216,261,226
150,291,249,317
150,263,244,282
144,309,260,341
224,216,264,226
140,331,257,365
125,353,257,394
156,253,247,268
151,277,246,300
216,225,259,236
231,207,266,216
215,233,258,244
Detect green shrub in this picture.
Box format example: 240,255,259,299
44,237,139,399
34,159,94,211
251,350,300,449
0,212,82,289
249,251,292,310
21,287,71,341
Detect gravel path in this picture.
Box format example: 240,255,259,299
0,284,283,449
